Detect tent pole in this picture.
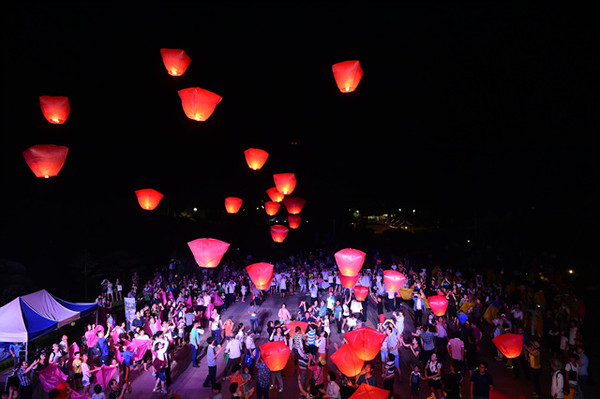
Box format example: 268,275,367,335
25,341,28,363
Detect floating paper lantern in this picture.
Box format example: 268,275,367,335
383,270,406,292
428,295,449,316
135,188,164,210
288,215,302,229
22,144,69,178
187,238,230,268
273,173,296,195
283,197,306,215
270,225,289,243
265,201,280,216
285,320,308,334
178,87,222,121
335,248,366,276
224,197,243,214
349,383,390,399
266,187,284,203
345,326,387,361
260,341,290,371
492,333,523,359
353,285,369,301
330,344,364,377
339,273,360,289
246,262,274,290
244,148,269,170
160,48,191,76
39,96,70,124
332,60,363,93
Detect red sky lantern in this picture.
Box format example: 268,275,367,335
349,383,390,399
246,262,274,290
224,197,243,214
273,173,296,195
332,60,363,93
264,201,280,216
283,196,306,215
288,215,302,229
353,285,369,301
160,48,191,76
330,344,364,377
339,273,360,289
178,87,222,121
260,341,290,371
285,320,308,334
22,144,69,178
345,326,387,361
383,270,406,292
135,188,164,210
187,238,230,268
335,248,366,276
266,187,284,203
270,225,289,243
492,333,523,359
428,295,449,316
39,96,70,124
244,148,269,170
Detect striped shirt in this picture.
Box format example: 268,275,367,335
306,329,316,346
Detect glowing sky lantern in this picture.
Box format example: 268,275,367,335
335,248,366,277
353,285,369,301
160,48,191,76
187,238,230,268
492,333,523,359
135,188,164,210
22,144,69,178
428,295,449,316
270,225,289,243
383,270,406,292
259,341,290,371
273,173,296,195
244,148,269,170
339,273,360,289
345,326,387,361
39,96,70,124
178,87,222,121
264,201,280,216
283,197,306,215
330,344,364,377
332,60,363,93
266,187,284,203
288,215,302,229
224,197,243,214
246,262,274,290
349,383,390,399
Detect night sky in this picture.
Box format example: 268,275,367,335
1,3,597,298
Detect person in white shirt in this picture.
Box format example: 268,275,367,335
222,336,243,376
550,358,565,399
322,371,341,399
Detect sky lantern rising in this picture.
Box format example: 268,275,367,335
187,238,230,268
22,144,69,178
383,270,406,292
39,96,70,124
266,187,284,203
134,188,164,210
264,201,280,216
345,326,387,361
353,285,369,301
259,341,290,371
288,215,301,229
177,87,222,121
273,173,296,195
330,344,364,377
160,48,191,76
270,225,289,243
428,294,449,316
335,248,366,276
246,262,274,290
244,148,269,170
492,333,524,359
339,273,360,288
224,197,243,214
283,197,306,215
332,60,363,93
349,383,390,399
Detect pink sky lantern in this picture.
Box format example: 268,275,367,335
160,48,191,76
349,383,390,399
283,196,306,215
330,344,364,377
288,215,302,229
266,187,284,202
244,148,269,170
383,270,406,292
345,326,387,361
339,273,360,288
353,285,369,301
335,248,366,276
428,294,449,316
135,188,164,210
285,320,308,334
187,238,230,268
178,87,222,121
332,60,363,93
270,225,289,243
264,201,280,216
492,333,523,359
273,173,296,195
224,197,243,214
23,144,69,178
39,95,70,124
246,262,274,290
260,341,290,371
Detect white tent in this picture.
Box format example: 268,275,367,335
20,289,80,328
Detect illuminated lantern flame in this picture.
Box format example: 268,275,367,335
330,344,364,377
160,48,191,76
270,225,289,243
349,383,390,399
259,341,290,371
264,201,280,216
353,285,369,301
246,262,274,290
345,326,387,361
383,270,406,292
244,148,269,170
335,248,366,277
492,333,523,359
224,197,243,214
283,197,306,215
339,273,360,289
288,215,302,229
428,295,449,316
22,144,69,178
285,320,308,334
273,173,296,195
187,238,230,268
332,60,363,93
39,96,70,124
178,87,222,121
266,187,284,203
134,188,164,210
